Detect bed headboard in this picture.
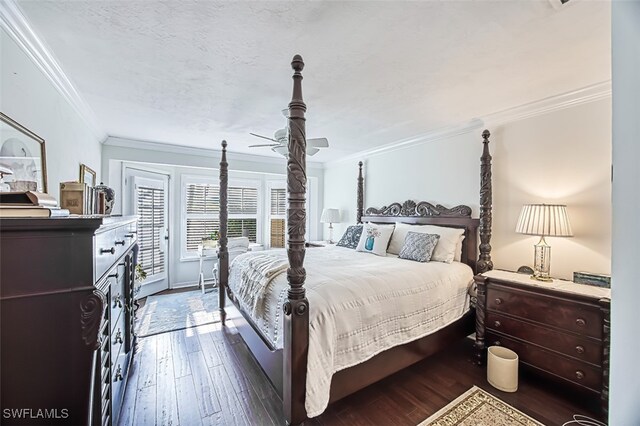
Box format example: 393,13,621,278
356,130,493,275
361,200,480,272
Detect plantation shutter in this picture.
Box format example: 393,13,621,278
184,181,258,253
136,185,165,275
270,188,286,248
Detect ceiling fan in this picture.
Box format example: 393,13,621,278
249,109,329,157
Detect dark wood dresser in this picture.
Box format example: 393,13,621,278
474,270,611,414
0,216,137,425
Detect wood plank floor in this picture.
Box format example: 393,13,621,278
118,321,604,426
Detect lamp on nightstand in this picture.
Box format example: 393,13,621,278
321,208,341,244
515,204,573,282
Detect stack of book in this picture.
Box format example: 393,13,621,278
0,191,70,218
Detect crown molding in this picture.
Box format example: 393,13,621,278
324,119,485,168
324,80,611,168
0,0,106,141
483,80,611,128
103,136,325,170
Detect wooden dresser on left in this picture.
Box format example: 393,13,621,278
0,216,138,425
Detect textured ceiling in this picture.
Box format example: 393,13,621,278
17,0,610,162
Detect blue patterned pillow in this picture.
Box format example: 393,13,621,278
336,225,363,249
398,232,440,262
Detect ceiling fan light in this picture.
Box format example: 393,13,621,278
274,128,287,140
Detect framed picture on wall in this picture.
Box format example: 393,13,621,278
0,112,48,193
79,163,96,187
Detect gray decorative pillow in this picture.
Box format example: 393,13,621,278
398,232,440,262
336,225,363,249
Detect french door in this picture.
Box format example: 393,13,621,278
125,167,170,298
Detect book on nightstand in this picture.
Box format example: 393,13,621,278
0,206,70,218
0,191,58,207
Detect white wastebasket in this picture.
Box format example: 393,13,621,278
487,346,518,392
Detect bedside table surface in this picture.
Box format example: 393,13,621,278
482,269,611,300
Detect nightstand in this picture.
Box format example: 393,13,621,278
474,270,611,414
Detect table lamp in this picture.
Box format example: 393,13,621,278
515,204,573,281
321,208,341,243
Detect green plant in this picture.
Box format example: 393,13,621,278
204,230,220,241
135,264,147,282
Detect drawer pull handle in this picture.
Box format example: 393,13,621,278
125,233,135,238
575,370,585,380
495,298,503,305
493,341,501,346
100,247,115,255
113,294,122,308
575,345,585,354
494,321,501,328
576,318,586,327
114,329,123,344
114,365,123,382
115,240,126,246
108,272,119,279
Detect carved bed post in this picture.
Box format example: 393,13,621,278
283,54,310,426
473,275,487,365
218,140,229,325
477,129,493,274
357,161,364,224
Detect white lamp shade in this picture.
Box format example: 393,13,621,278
321,208,340,224
515,204,573,237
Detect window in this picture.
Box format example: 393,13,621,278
182,176,261,258
185,182,219,252
228,186,258,242
270,187,286,248
136,184,166,276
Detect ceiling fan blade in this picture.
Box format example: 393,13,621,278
272,145,289,157
306,147,320,156
248,143,280,148
308,137,329,148
249,132,277,142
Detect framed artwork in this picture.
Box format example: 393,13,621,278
80,163,96,187
0,112,47,193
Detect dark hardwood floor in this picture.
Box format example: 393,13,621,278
118,320,604,426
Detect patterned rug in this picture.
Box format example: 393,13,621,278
418,386,543,426
136,288,220,337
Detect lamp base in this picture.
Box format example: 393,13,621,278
532,236,552,282
530,274,553,282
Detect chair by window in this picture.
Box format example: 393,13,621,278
210,237,250,293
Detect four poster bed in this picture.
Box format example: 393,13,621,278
217,55,494,425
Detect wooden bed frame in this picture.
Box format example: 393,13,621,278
217,55,494,425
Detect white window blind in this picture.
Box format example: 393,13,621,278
184,181,258,253
270,187,286,248
137,185,165,275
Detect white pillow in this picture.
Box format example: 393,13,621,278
454,235,465,262
388,222,430,255
387,222,465,262
421,225,465,263
356,223,395,256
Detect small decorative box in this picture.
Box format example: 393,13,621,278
573,271,611,288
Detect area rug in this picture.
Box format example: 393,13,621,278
418,386,543,426
136,288,220,337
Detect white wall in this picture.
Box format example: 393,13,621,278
324,98,611,281
609,1,640,423
102,138,323,287
0,28,102,194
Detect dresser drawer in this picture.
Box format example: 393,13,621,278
486,312,602,366
95,224,134,282
487,333,602,392
487,285,602,339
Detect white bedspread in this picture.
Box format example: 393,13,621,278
228,245,473,417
